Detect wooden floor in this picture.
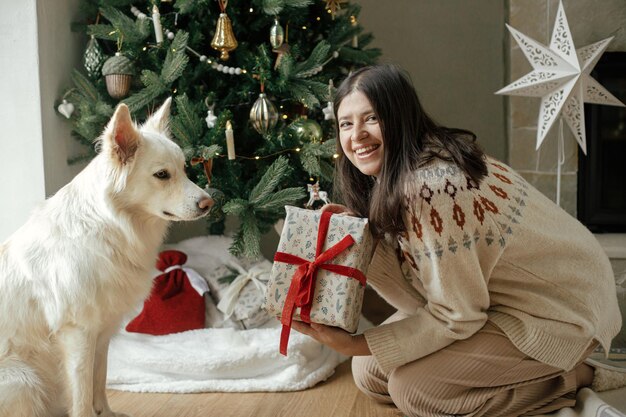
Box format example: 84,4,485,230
107,361,402,417
107,288,401,417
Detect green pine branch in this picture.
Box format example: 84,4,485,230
248,156,290,205
94,5,150,45
161,32,189,83
300,140,336,178
261,0,312,15
170,94,203,147
294,41,331,78
224,157,306,259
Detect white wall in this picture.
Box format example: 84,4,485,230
0,0,46,241
357,0,507,160
37,0,87,194
0,0,84,242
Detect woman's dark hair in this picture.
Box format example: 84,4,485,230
333,64,487,239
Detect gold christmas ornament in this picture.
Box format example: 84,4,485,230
211,0,238,61
288,116,323,144
250,88,278,135
324,0,347,19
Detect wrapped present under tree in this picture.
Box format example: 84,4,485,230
263,206,373,355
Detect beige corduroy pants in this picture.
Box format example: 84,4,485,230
352,318,595,417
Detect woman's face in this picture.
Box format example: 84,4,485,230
337,90,384,177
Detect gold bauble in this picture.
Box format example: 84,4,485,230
211,13,238,61
287,117,323,143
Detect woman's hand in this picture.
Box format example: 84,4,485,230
320,203,356,216
290,320,371,356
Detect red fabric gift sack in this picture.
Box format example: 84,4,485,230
126,250,205,335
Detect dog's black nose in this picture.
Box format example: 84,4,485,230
198,197,214,211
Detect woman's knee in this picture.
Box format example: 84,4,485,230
387,363,471,417
351,356,393,402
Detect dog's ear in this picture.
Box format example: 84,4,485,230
107,103,140,165
145,97,172,134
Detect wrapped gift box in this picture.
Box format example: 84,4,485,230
204,259,272,330
216,261,273,329
263,206,373,354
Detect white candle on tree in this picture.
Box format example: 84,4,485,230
226,120,236,160
152,5,163,44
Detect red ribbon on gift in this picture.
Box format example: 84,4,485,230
273,211,366,355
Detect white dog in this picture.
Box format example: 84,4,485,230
0,98,213,417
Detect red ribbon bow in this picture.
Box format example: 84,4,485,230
274,211,366,355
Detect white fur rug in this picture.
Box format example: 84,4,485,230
107,318,373,393
106,235,374,392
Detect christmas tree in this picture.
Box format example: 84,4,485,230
58,0,380,259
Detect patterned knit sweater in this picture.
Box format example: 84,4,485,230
363,156,622,373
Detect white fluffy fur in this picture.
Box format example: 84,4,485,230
0,99,212,417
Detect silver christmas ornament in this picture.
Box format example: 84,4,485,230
269,18,284,49
83,36,105,79
249,92,278,135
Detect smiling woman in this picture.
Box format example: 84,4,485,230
337,90,384,178
299,64,625,417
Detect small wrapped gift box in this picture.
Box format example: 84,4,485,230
216,261,273,329
263,206,373,355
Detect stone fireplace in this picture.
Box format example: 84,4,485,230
505,0,626,281
578,51,626,233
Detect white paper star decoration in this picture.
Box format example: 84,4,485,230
496,0,624,155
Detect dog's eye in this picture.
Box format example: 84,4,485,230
153,170,170,180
